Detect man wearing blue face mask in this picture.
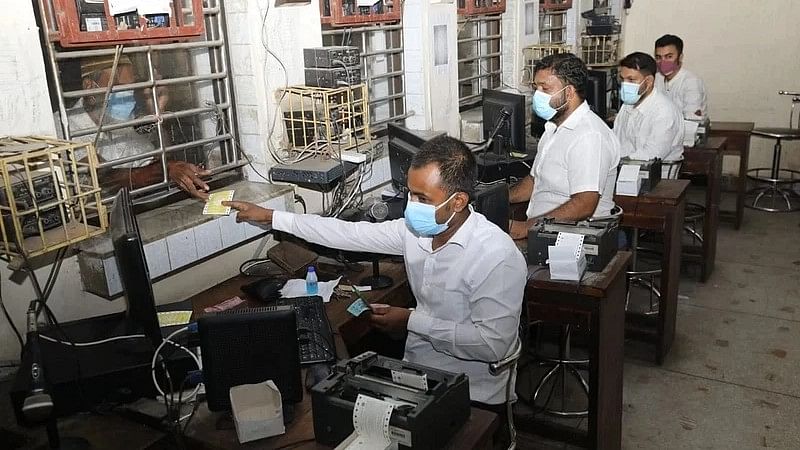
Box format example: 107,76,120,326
61,56,211,199
508,53,620,240
613,52,684,166
222,136,527,413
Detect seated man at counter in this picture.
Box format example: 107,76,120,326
508,53,620,240
63,55,210,199
654,34,708,119
223,136,528,415
614,52,685,168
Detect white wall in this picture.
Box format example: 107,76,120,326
621,0,800,174
0,0,55,137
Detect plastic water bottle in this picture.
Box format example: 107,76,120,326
306,266,319,295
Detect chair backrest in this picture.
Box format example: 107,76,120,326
789,96,800,129
662,157,684,180
586,204,623,226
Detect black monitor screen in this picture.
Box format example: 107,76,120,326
482,89,526,153
110,188,161,348
388,123,442,192
586,69,608,120
198,307,302,411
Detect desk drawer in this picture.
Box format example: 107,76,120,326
528,301,591,330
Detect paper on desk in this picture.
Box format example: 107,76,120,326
616,164,641,197
683,120,699,147
548,232,586,281
335,394,396,450
280,276,342,303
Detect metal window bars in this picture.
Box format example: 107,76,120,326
521,44,572,85
539,9,567,44
322,23,409,133
458,15,503,107
39,0,242,204
581,33,620,67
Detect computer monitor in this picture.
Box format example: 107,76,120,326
198,306,303,411
388,123,445,192
473,182,510,233
586,69,608,120
482,89,526,154
110,188,161,349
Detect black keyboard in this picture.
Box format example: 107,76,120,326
280,296,336,365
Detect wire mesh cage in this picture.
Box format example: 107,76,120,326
581,34,620,67
281,84,371,156
0,136,107,262
522,44,572,85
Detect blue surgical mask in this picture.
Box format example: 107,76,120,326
107,91,136,121
620,81,643,105
404,192,458,237
532,87,567,121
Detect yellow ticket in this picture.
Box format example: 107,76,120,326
203,190,235,215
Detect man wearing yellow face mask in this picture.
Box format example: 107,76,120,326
60,55,211,199
613,52,684,166
222,136,527,417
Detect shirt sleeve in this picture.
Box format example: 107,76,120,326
636,107,682,161
681,77,707,118
406,249,526,362
566,131,606,195
272,211,406,256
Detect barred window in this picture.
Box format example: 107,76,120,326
322,23,409,134
539,9,568,44
457,15,503,107
45,0,242,203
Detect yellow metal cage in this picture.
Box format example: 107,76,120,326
0,136,107,262
281,84,370,156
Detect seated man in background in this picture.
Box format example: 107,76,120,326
614,52,684,168
223,136,527,420
508,53,620,240
63,55,210,199
654,34,708,119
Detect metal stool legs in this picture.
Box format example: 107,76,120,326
746,137,800,212
626,228,661,315
530,325,589,418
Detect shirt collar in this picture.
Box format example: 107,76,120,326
636,88,659,112
416,205,477,252
544,100,591,133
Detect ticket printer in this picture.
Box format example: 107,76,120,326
528,219,619,272
311,351,470,449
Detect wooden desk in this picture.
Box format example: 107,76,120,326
516,251,631,450
710,121,755,229
682,136,725,281
615,179,689,364
181,261,498,449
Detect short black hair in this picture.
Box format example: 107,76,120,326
533,53,588,99
411,135,477,197
655,34,684,54
619,52,657,78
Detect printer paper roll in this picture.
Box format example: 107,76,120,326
339,394,395,450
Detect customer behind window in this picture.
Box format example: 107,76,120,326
613,52,684,166
61,55,211,199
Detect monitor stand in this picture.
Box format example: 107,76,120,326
359,259,394,290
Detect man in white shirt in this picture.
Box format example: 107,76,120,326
654,34,708,119
62,56,211,199
224,136,528,411
614,52,684,164
508,53,620,240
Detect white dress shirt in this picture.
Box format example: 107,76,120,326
272,208,528,405
656,68,708,119
527,101,620,219
614,88,685,163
